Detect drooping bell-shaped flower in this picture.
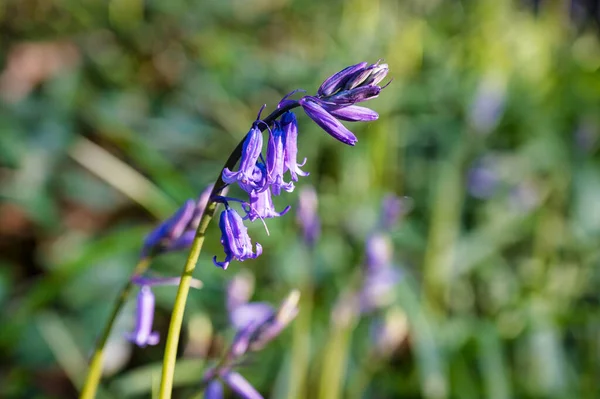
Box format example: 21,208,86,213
213,206,262,269
281,112,308,181
222,125,264,193
299,97,358,146
265,122,294,195
126,286,159,347
243,165,290,222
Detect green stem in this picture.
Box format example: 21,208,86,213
157,201,217,399
157,100,301,399
80,258,152,399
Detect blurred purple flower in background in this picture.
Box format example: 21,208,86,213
201,274,300,399
467,156,499,199
126,286,159,348
296,186,320,247
141,185,217,257
468,76,506,135
126,276,202,348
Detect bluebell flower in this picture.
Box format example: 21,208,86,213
265,122,294,195
323,104,379,122
126,286,159,347
222,125,265,193
141,185,217,257
126,276,202,348
299,97,358,146
244,186,291,222
213,206,262,269
281,111,308,181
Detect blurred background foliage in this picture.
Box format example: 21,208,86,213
1,0,600,398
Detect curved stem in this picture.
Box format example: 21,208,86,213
80,257,151,399
158,101,301,399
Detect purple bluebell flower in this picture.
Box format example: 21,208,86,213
296,186,320,246
317,62,368,97
324,105,379,122
265,122,294,195
243,185,291,222
326,85,382,105
213,206,262,269
141,199,195,257
343,61,388,90
299,97,358,145
204,380,224,399
140,185,218,257
230,302,275,332
281,112,308,181
126,286,159,347
222,125,264,193
223,371,264,399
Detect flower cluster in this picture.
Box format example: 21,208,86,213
202,272,300,399
213,61,388,269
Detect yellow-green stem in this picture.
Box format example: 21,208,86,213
318,324,352,399
80,258,151,399
158,201,217,399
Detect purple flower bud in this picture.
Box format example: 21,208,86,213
213,207,262,270
299,97,358,146
223,371,264,399
363,63,389,86
327,85,381,105
317,62,368,97
204,380,224,399
126,286,159,347
324,105,379,122
281,112,308,181
265,122,294,195
296,186,320,246
222,126,264,193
